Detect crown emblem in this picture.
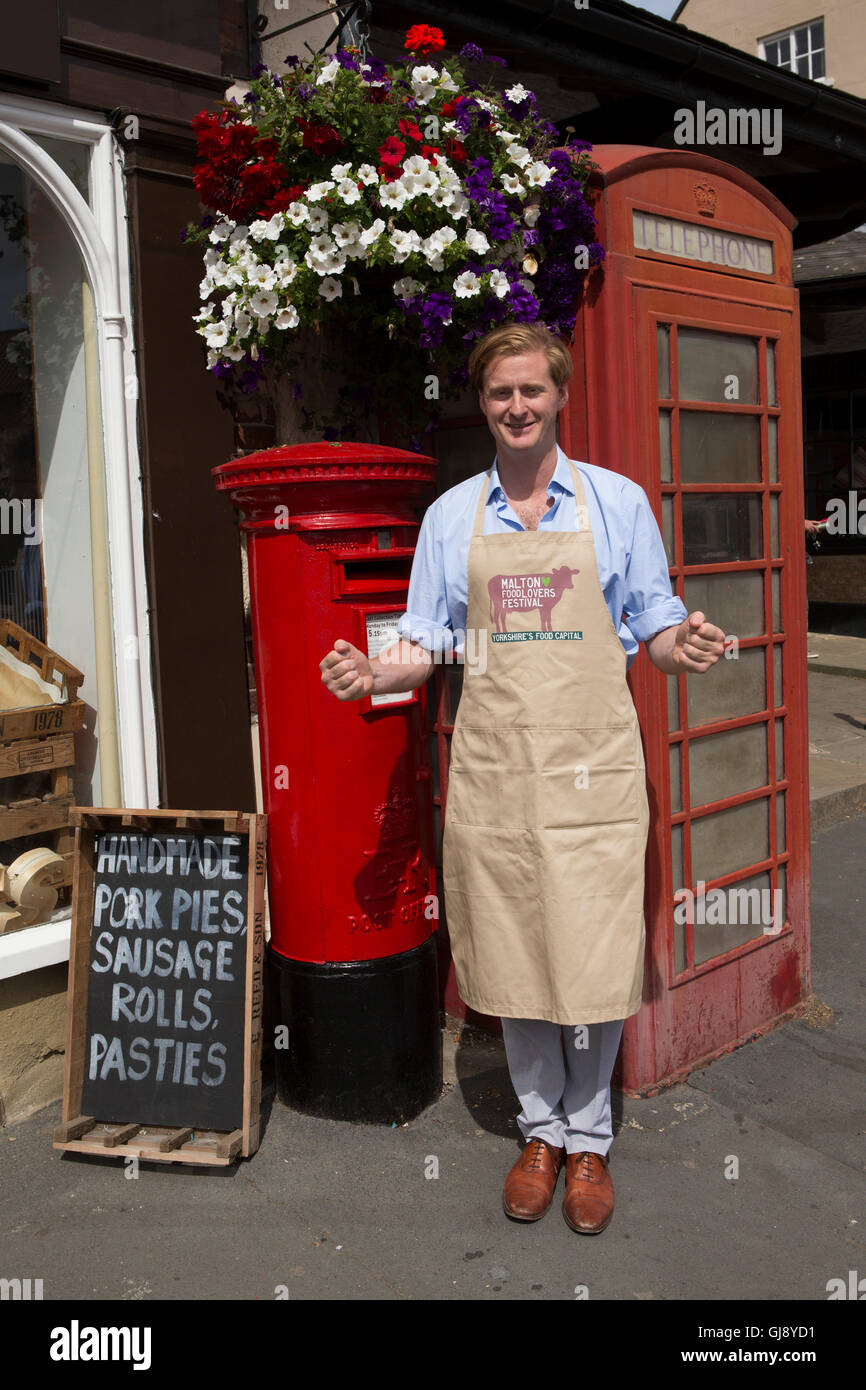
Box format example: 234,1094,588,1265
373,792,416,840
694,180,718,217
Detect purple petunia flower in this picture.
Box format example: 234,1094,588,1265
284,54,300,67
336,48,360,72
252,62,269,78
363,55,387,81
459,42,484,63
487,53,508,67
297,83,313,101
200,214,214,229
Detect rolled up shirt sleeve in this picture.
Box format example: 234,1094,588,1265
396,503,456,654
622,483,688,643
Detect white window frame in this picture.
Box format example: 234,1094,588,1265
0,93,158,977
759,18,828,82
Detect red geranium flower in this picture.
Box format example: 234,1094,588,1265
404,24,445,55
296,118,344,156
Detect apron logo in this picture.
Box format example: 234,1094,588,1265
488,567,580,635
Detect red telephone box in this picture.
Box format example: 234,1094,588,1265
213,443,441,1122
559,147,811,1092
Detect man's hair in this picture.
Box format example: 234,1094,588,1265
468,323,573,394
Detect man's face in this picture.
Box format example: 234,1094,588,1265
478,348,568,458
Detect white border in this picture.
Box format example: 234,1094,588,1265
0,94,158,976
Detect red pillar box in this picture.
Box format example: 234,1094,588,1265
213,443,441,1123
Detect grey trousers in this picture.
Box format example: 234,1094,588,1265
500,1016,625,1156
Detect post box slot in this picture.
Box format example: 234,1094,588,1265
335,554,413,595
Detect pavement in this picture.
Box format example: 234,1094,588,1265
1,635,864,1304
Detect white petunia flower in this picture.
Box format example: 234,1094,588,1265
393,277,423,300
449,194,470,219
306,180,335,202
249,290,278,317
380,180,410,211
277,259,298,286
465,229,490,254
204,323,228,347
248,263,277,290
505,83,532,103
389,228,422,262
507,145,531,169
332,220,362,248
319,276,342,300
412,169,439,197
489,269,511,299
316,59,339,85
411,65,438,85
208,219,234,244
454,270,481,298
359,218,385,247
203,248,220,265
306,207,329,233
223,344,246,360
229,225,250,243
356,163,378,185
249,219,272,242
502,173,525,196
335,178,361,205
275,305,300,329
403,155,430,179
331,163,352,180
523,205,542,227
287,201,309,226
438,68,459,92
199,276,215,298
524,161,554,188
233,311,252,339
496,129,518,144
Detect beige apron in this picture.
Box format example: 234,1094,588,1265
442,457,650,1025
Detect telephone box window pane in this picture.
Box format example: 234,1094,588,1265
778,862,787,925
668,674,680,731
659,409,672,482
685,571,764,638
691,798,770,882
768,417,778,482
682,495,762,564
678,328,759,404
775,717,785,778
669,743,682,813
774,644,783,707
766,341,778,405
769,495,780,557
693,870,773,964
772,570,782,632
776,789,786,852
657,324,671,397
680,411,761,482
661,494,674,564
687,646,766,726
672,823,685,972
690,724,768,807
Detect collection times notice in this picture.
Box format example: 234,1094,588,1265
80,831,250,1130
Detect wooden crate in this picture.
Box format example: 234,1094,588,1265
0,620,85,928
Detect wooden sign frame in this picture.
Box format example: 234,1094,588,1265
54,807,266,1167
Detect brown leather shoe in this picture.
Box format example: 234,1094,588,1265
503,1138,564,1221
562,1150,614,1234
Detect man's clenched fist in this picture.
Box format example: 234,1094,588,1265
319,638,374,701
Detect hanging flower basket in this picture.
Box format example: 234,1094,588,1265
185,25,604,445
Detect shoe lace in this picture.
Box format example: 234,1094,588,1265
526,1140,550,1171
573,1151,601,1181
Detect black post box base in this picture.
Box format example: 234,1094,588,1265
268,936,442,1124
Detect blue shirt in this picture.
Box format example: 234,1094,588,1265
396,444,687,669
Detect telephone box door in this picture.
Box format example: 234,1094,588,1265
632,286,810,1086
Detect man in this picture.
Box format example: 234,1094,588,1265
320,322,725,1234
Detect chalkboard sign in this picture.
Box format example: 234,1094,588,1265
55,808,266,1166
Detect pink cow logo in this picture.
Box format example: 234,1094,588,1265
488,566,580,633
